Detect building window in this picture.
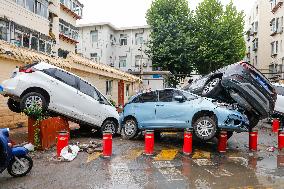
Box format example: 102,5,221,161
120,34,127,45
135,33,143,45
26,0,35,12
17,0,25,7
135,55,142,67
39,39,45,52
271,41,279,56
126,84,130,96
0,21,8,41
252,38,258,51
255,56,257,66
46,43,52,54
23,34,30,48
30,35,38,50
106,80,113,95
14,31,23,46
90,53,98,62
119,56,127,68
58,48,69,58
90,30,98,43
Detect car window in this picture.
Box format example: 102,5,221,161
42,68,56,77
79,80,99,100
275,86,284,96
54,69,77,88
159,90,174,102
139,91,157,103
181,91,198,100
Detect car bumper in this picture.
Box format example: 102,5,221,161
219,114,250,132
1,79,21,98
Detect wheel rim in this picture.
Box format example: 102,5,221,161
202,78,220,95
124,120,136,136
25,96,43,108
11,157,30,175
103,122,116,134
196,119,214,137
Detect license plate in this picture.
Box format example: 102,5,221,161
256,76,268,90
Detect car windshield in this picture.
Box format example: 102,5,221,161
181,90,198,101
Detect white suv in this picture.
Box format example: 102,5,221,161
272,83,284,116
1,62,119,134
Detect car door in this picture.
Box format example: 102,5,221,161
155,89,189,128
134,91,157,128
47,68,81,119
76,79,102,126
274,85,284,114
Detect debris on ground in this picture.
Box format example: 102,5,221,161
23,143,35,152
77,141,102,154
61,145,80,161
266,146,275,152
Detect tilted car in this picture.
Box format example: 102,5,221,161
120,89,249,141
1,62,119,134
183,61,276,128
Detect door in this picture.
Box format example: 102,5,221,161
47,68,81,119
76,79,102,126
118,80,124,112
134,91,157,128
155,89,189,128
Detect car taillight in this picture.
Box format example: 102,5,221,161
19,67,34,73
239,62,251,70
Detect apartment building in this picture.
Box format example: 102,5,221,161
245,0,272,73
77,23,152,73
269,0,284,78
0,0,83,57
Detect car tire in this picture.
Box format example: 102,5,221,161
193,116,217,141
122,118,139,140
7,98,21,113
202,77,223,98
7,155,33,177
246,111,260,129
101,120,118,135
20,92,47,111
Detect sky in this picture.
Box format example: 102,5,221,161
78,0,255,27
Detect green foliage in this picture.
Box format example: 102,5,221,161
146,0,195,87
146,0,246,80
24,104,47,149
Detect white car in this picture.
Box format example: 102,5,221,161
1,62,119,134
272,83,284,116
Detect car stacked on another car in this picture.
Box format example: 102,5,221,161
1,62,119,134
183,61,276,128
120,88,250,141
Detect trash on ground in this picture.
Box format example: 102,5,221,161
78,141,102,154
23,143,35,152
266,146,275,152
60,145,80,161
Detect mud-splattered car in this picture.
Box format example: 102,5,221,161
183,61,276,128
120,89,249,141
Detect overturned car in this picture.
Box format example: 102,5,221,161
183,61,276,128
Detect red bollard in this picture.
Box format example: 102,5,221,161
272,119,280,133
278,129,284,151
144,130,154,155
249,130,258,151
183,129,192,155
57,131,69,157
218,131,227,153
103,131,112,157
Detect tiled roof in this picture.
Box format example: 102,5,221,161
0,40,141,82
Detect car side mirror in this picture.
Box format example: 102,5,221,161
174,96,184,102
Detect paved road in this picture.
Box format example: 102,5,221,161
1,123,284,189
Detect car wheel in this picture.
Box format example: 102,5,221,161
193,116,217,141
7,98,21,113
101,120,118,135
229,90,252,111
246,111,260,129
20,92,47,111
202,77,223,97
123,118,139,140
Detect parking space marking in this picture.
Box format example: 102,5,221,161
228,156,248,166
122,149,143,161
153,161,184,182
205,168,233,178
193,159,215,166
86,152,101,163
154,149,179,161
192,150,211,159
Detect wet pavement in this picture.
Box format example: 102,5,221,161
1,122,284,189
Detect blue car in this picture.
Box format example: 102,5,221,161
120,89,249,141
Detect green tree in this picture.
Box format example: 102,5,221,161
194,0,246,74
146,0,195,87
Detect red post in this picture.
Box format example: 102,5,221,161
103,131,112,157
218,131,227,153
249,130,258,151
57,131,69,157
183,129,192,155
144,130,154,155
278,129,284,151
272,119,280,133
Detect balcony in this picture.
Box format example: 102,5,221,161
59,33,78,44
60,0,83,20
272,0,283,13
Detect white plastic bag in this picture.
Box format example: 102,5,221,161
60,145,80,161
